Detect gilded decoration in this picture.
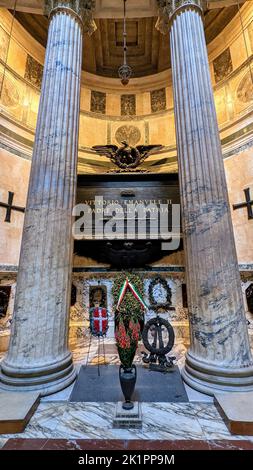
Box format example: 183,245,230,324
151,88,166,113
0,27,9,62
24,55,43,90
89,286,107,308
0,72,20,108
121,95,136,116
237,71,253,103
213,48,233,84
115,125,141,146
90,90,106,114
247,22,253,54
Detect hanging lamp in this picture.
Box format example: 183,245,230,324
118,0,132,86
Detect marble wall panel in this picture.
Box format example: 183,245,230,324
247,21,253,54
0,148,30,266
148,114,176,146
79,114,108,147
7,38,27,78
214,87,229,124
224,148,253,263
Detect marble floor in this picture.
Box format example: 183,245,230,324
70,335,188,369
1,337,252,447
1,401,253,444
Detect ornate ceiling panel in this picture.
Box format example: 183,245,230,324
14,6,238,77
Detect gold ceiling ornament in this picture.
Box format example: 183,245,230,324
118,0,132,86
0,0,18,102
44,0,97,35
155,0,206,34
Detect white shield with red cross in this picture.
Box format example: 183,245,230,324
90,307,108,337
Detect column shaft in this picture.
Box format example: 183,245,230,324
0,8,83,395
169,3,253,394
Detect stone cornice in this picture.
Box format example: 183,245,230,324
0,1,247,16
44,1,97,35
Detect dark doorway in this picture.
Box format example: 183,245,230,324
0,286,11,318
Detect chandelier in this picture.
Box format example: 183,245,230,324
118,0,132,86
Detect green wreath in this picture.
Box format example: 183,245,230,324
148,276,172,311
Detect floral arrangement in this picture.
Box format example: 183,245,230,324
113,273,144,369
112,272,144,325
115,318,140,369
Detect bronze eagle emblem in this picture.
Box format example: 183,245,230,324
92,141,163,171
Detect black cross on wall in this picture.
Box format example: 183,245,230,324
0,191,25,223
233,188,253,220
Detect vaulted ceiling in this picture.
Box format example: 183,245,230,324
14,6,238,77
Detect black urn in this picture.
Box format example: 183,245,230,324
119,364,137,410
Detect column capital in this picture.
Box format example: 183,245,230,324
44,0,97,35
155,0,206,34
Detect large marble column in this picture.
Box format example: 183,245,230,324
158,0,253,394
0,1,95,395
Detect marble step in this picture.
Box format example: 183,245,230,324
0,392,40,434
214,392,253,435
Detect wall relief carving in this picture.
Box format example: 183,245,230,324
150,88,166,113
115,125,141,146
0,27,9,62
247,22,253,54
0,72,20,108
91,90,106,114
121,94,136,116
237,71,253,103
24,54,44,89
213,48,233,84
89,285,107,308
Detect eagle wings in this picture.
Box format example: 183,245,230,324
92,142,163,170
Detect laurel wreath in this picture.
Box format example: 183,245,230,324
148,276,172,311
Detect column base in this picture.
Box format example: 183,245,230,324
0,353,77,396
182,351,253,396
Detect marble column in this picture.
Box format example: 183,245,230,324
0,2,95,395
163,0,253,394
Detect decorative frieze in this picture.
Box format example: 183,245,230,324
121,94,136,116
24,54,43,90
115,125,141,146
91,90,106,114
0,26,9,62
213,48,233,84
151,88,166,113
237,70,253,103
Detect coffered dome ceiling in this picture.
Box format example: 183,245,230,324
14,6,238,78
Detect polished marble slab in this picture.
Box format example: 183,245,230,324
2,438,253,451
214,392,253,435
0,438,8,449
1,401,253,442
0,392,40,435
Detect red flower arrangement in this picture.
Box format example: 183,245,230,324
115,318,140,369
